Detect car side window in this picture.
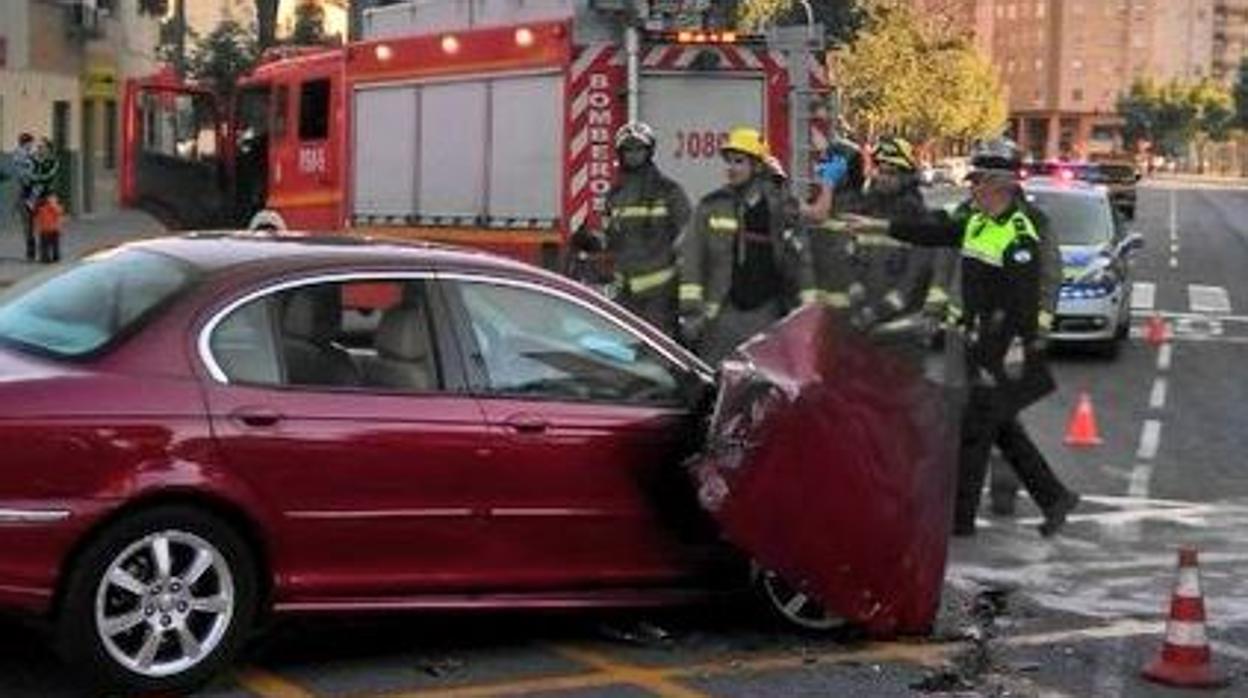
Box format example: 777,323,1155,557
208,279,445,393
451,280,682,405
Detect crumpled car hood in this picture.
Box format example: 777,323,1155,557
690,305,960,637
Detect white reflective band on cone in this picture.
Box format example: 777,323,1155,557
1165,620,1209,648
1176,567,1203,598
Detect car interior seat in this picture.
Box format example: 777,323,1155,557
280,287,360,387
364,303,437,391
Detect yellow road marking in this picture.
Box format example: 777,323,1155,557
374,670,619,698
236,666,319,698
552,645,711,698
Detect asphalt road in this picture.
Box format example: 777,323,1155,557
2,182,1248,696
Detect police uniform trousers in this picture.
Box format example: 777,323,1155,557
955,387,1070,531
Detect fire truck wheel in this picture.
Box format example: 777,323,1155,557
247,210,287,232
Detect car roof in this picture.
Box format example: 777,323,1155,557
126,231,545,278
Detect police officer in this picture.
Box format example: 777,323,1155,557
964,139,1063,516
844,166,1080,537
678,127,818,362
602,122,692,336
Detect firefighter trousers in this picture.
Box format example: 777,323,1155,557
699,299,785,364
621,280,678,338
955,399,1071,533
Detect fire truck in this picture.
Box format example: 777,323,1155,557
121,0,829,266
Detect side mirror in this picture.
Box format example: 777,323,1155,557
1116,232,1144,257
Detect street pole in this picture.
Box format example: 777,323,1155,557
174,0,187,78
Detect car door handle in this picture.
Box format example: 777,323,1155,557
504,414,548,434
230,407,284,428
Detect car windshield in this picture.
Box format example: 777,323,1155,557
1026,191,1115,246
0,248,196,358
1094,164,1136,182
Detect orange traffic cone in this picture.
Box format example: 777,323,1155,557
1063,391,1103,447
1145,313,1169,346
1142,547,1229,689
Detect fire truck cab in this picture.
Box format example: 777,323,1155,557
122,0,828,266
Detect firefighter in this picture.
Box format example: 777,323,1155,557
602,121,692,336
678,126,817,363
846,136,948,338
810,138,866,312
842,167,1080,537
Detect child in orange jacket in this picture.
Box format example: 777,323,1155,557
33,193,64,264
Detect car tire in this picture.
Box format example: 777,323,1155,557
752,564,846,632
56,505,259,696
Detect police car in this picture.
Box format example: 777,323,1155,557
1024,178,1144,356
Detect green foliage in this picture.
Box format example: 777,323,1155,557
289,1,328,46
1118,77,1235,156
187,20,261,99
1234,58,1248,129
736,0,865,45
836,0,1004,143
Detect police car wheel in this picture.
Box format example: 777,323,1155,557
752,565,846,631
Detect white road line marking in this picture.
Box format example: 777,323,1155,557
1128,464,1153,498
1158,343,1173,371
1170,258,1179,269
1131,282,1156,310
1137,420,1162,460
1189,284,1232,314
1149,377,1168,409
1169,188,1177,238
1130,309,1248,323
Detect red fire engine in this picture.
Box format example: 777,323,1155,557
121,1,828,265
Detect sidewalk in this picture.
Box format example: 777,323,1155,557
0,208,169,287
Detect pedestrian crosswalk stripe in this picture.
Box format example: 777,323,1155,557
1132,282,1156,311
1189,285,1231,314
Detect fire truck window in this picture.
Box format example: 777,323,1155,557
273,85,290,140
138,90,217,162
298,79,331,141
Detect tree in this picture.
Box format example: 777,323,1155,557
1233,58,1248,128
289,1,328,46
1118,77,1234,162
835,0,1004,143
255,0,280,49
736,0,865,45
187,20,261,100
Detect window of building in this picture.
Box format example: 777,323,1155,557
1036,1,1046,18
1007,4,1017,20
298,79,331,141
1072,88,1084,102
1072,58,1084,70
1036,58,1045,71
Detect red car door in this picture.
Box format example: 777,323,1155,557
198,276,499,602
439,275,722,590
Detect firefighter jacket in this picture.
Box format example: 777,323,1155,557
678,177,817,322
887,202,1057,414
810,184,867,310
852,173,943,325
604,164,691,297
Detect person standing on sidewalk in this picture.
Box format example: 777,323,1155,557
12,134,38,261
843,167,1079,537
602,122,691,336
33,193,64,264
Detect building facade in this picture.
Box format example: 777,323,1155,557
1,0,162,217
913,0,1215,159
1213,0,1248,84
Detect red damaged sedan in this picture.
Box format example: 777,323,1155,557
0,234,854,694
